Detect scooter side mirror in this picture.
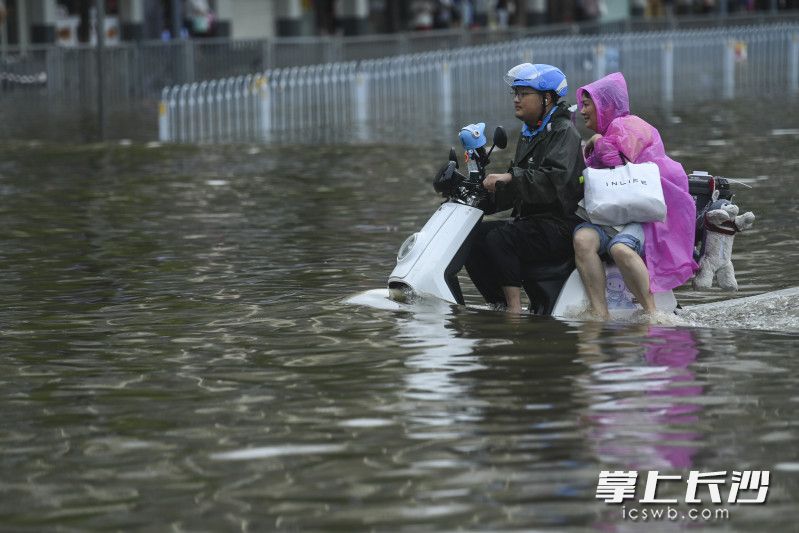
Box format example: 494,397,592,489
484,126,507,162
492,126,507,150
448,147,459,169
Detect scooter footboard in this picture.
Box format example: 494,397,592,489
551,266,677,318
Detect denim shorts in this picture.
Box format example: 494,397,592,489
575,222,645,257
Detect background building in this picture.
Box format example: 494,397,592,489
0,0,794,48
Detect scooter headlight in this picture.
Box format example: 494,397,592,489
397,233,418,262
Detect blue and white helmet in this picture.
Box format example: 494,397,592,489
504,63,568,98
459,122,486,150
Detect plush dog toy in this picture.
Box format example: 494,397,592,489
693,190,755,291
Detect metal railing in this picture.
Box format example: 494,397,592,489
1,11,798,141
159,24,799,144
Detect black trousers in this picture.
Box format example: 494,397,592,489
464,217,575,305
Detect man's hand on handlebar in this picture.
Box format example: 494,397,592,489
483,173,512,193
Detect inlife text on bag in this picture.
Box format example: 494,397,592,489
583,161,667,226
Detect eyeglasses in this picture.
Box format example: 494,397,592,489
510,89,538,99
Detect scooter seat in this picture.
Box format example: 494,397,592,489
521,258,576,315
521,258,575,282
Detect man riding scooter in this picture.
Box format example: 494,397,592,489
464,63,585,313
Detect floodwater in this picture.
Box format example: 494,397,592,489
0,101,798,531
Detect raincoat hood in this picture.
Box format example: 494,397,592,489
577,72,630,135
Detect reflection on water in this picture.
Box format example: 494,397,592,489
399,308,483,404
576,324,703,472
0,101,798,530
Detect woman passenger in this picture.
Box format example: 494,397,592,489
573,72,698,319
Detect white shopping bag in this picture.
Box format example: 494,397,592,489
583,161,666,226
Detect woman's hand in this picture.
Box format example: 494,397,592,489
584,133,603,157
483,173,512,193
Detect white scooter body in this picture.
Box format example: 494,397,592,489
388,202,482,305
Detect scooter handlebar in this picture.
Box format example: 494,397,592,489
433,160,467,196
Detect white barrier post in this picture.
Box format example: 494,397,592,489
723,39,735,100
258,75,271,142
235,76,246,140
440,60,453,128
524,49,533,64
187,83,198,142
594,43,606,81
790,34,799,96
354,66,369,141
178,85,190,143
207,80,218,141
170,86,181,143
159,87,170,142
197,81,208,142
245,75,255,140
662,40,674,113
224,78,234,142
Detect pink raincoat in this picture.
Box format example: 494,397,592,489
577,73,698,292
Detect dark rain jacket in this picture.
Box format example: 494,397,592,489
493,102,585,224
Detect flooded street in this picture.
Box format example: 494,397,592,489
0,101,798,531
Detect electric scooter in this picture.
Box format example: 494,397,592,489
350,123,747,317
